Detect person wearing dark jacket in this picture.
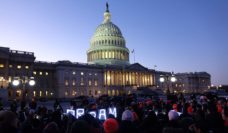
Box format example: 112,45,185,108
0,110,19,133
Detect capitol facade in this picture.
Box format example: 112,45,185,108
0,4,210,100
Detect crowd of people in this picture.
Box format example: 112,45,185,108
0,93,228,133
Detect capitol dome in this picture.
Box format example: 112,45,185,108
87,3,129,66
93,22,123,37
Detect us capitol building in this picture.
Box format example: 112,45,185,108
0,4,211,100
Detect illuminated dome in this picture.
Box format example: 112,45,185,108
87,3,129,66
93,22,123,37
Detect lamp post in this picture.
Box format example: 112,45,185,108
159,73,176,94
12,77,35,101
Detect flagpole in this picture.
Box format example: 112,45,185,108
132,49,135,63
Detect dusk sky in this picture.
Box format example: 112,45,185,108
0,0,228,85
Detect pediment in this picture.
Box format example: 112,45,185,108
126,63,149,71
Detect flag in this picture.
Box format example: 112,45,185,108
131,49,134,53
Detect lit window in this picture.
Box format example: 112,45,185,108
65,80,69,86
81,72,84,76
40,91,42,97
80,78,84,86
8,76,12,82
46,72,48,76
50,92,54,96
46,91,48,96
0,64,4,68
65,91,68,96
89,73,92,76
33,91,36,97
72,79,76,86
25,66,29,69
39,72,42,75
17,65,21,69
72,91,76,96
9,65,13,68
33,71,37,75
16,90,21,97
89,80,92,86
95,73,97,76
95,80,98,86
72,71,76,75
116,90,119,96
72,91,77,96
112,90,115,96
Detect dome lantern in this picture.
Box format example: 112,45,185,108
103,2,111,23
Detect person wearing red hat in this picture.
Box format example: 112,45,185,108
187,106,193,115
172,104,178,112
103,118,119,133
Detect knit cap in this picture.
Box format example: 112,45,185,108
103,118,119,133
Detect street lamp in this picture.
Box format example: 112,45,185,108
171,76,177,82
159,73,176,94
12,77,36,101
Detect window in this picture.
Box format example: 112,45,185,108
33,91,36,97
8,76,12,83
81,72,84,76
72,91,76,96
16,90,21,97
72,79,76,86
95,80,98,86
17,65,21,69
46,72,48,76
0,64,4,68
9,65,13,68
33,71,37,75
65,80,69,86
95,73,97,76
72,71,76,75
89,80,92,86
40,91,42,97
65,91,68,96
80,78,84,86
46,91,48,96
25,66,29,69
89,73,92,76
112,90,115,96
39,72,42,75
116,90,119,96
